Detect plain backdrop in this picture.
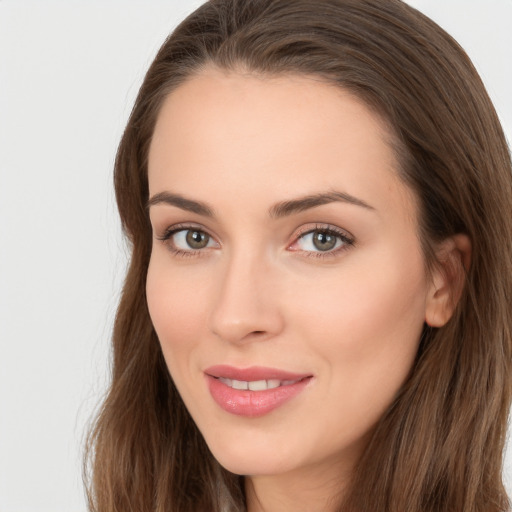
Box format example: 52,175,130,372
0,2,511,511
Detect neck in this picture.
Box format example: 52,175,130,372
245,454,355,512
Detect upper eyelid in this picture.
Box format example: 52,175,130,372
293,223,354,241
157,222,215,240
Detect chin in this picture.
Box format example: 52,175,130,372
215,453,295,477
204,434,301,476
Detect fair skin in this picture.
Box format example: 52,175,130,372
146,68,463,512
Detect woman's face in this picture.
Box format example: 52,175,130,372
146,69,434,481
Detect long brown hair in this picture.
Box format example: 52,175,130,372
85,1,512,510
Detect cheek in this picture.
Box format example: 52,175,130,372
291,244,428,400
292,254,426,341
340,267,426,348
146,256,210,367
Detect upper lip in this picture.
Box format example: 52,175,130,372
204,365,312,381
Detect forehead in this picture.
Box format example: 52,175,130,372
150,69,392,162
148,68,415,223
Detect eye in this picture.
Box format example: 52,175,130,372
289,226,354,255
175,229,212,250
158,226,219,254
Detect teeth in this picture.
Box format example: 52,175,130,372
267,379,281,389
217,377,297,390
248,380,267,391
232,379,248,390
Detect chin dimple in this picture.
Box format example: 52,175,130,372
218,377,297,391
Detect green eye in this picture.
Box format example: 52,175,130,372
311,231,338,251
185,230,210,249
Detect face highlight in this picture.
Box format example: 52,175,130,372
145,69,435,496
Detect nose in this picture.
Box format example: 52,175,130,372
209,249,285,345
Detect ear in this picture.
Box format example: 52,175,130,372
425,234,471,327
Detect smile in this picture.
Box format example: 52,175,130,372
217,377,300,390
205,366,313,417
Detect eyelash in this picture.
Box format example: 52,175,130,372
156,223,355,259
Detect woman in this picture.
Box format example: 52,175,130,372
85,0,512,510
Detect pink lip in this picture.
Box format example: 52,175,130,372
205,365,310,382
204,365,313,417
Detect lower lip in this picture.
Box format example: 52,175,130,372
206,375,311,417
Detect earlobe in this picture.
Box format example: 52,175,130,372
425,234,471,327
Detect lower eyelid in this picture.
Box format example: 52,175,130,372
292,241,353,261
300,249,346,260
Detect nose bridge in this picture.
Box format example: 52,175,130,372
209,244,283,344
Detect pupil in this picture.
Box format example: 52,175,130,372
186,230,209,249
313,231,336,251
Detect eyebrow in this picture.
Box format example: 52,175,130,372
147,189,375,218
269,191,375,218
147,191,214,217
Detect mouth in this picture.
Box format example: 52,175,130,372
204,365,313,417
216,377,304,391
